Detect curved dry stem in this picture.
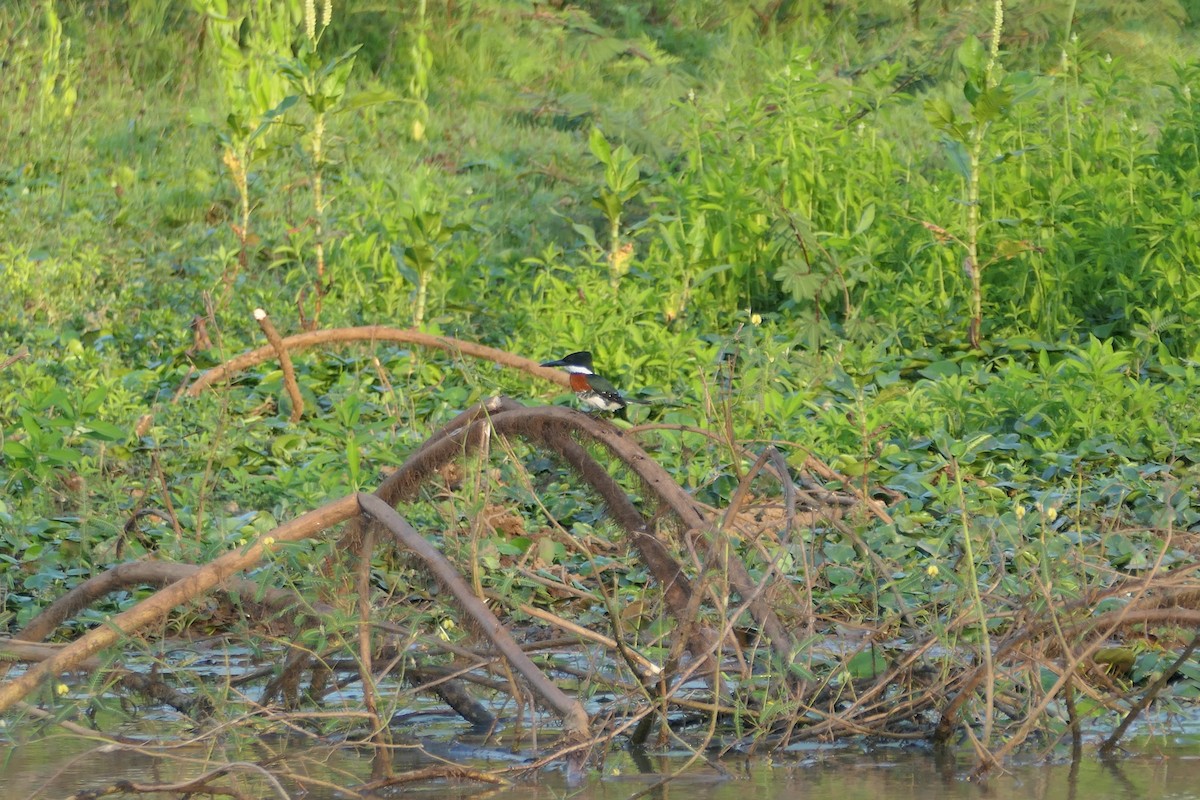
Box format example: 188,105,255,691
14,561,335,645
350,400,795,661
0,496,360,714
183,326,571,397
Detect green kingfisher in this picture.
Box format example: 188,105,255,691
540,351,646,418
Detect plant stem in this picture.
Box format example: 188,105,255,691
221,145,251,283
966,0,1006,349
609,213,622,290
416,270,428,327
952,458,995,750
310,111,327,330
966,127,983,349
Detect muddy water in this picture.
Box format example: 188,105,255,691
5,736,1200,799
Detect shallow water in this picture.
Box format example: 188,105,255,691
6,734,1200,800
6,649,1200,799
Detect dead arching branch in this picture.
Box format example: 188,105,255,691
343,398,797,662
0,497,361,715
182,325,573,398
183,325,797,660
13,561,335,646
0,392,804,747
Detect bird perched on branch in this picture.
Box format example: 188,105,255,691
540,351,647,419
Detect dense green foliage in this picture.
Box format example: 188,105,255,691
3,0,1200,727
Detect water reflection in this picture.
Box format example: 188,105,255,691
4,736,1200,799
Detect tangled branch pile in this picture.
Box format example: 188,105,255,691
2,330,1199,797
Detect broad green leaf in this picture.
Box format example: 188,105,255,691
3,441,33,461
81,386,107,415
44,447,83,465
826,565,859,586
336,89,403,114
588,127,612,165
963,78,980,106
81,421,126,442
693,263,734,285
846,648,888,680
957,35,987,76
971,84,1013,125
536,537,564,565
919,360,960,379
854,203,876,236
571,222,601,250
924,97,958,132
20,410,44,439
248,95,299,143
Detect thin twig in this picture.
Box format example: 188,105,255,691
0,347,29,371
254,307,304,422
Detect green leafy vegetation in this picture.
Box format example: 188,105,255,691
3,0,1200,778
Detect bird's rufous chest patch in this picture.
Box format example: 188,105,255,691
568,373,592,392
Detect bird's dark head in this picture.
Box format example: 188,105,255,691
540,351,595,374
